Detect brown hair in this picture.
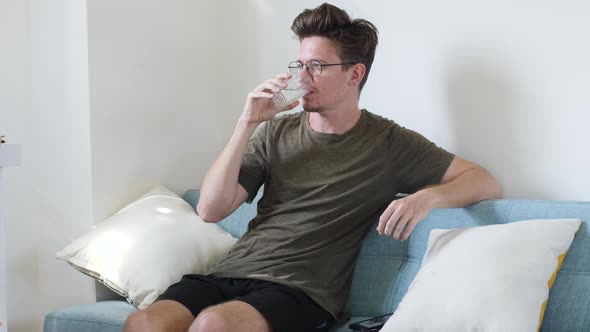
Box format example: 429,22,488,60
291,3,378,93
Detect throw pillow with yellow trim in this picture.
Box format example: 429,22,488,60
381,218,581,332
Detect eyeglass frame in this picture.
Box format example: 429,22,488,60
288,59,357,77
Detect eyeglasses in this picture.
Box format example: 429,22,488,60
288,60,356,77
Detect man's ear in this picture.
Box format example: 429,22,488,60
349,63,366,87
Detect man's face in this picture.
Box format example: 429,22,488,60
298,36,355,113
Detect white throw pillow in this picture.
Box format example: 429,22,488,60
56,185,237,309
381,218,581,332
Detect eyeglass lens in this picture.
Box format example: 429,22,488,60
289,60,322,77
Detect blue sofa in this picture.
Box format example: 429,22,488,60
44,190,590,331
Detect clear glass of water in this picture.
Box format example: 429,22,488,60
271,73,310,110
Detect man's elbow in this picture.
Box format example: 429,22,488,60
483,172,503,200
492,179,503,199
196,202,224,223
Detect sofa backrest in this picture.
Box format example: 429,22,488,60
183,190,590,331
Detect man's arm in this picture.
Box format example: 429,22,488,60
196,122,256,223
376,156,502,240
196,73,298,222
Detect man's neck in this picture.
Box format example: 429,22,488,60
308,105,362,135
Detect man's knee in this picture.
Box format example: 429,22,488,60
188,302,271,332
189,309,230,332
124,310,152,332
124,300,194,332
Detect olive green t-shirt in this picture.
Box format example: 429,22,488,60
207,109,454,320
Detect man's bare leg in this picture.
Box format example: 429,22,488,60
188,300,272,332
124,300,194,332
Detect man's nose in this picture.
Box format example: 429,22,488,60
299,67,313,83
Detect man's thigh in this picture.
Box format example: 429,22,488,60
192,300,271,332
234,280,332,332
156,275,331,331
156,274,229,317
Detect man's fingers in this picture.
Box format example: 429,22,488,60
275,72,292,80
401,209,428,240
268,78,289,88
248,91,274,100
384,206,404,236
257,77,288,90
283,100,300,111
377,203,396,234
393,211,413,240
401,219,418,241
254,82,284,94
376,193,434,240
252,74,291,94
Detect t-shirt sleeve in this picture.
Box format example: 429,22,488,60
238,122,269,203
389,124,455,194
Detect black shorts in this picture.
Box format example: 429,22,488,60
156,274,332,332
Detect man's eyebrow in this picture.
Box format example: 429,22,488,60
300,58,326,63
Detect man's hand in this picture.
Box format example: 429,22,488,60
376,190,436,241
376,157,502,241
241,73,300,124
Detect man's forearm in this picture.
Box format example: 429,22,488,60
197,119,258,221
379,159,502,241
423,166,502,209
197,73,301,220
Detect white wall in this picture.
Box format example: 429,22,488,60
0,0,95,331
86,0,257,222
252,0,590,201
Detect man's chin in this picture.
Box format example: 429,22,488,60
302,107,323,113
302,101,322,113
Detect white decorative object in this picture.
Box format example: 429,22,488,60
56,185,237,309
381,218,581,332
0,144,21,332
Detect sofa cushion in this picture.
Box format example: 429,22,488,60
381,218,581,331
44,301,136,332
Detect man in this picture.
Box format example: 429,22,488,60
125,3,502,332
